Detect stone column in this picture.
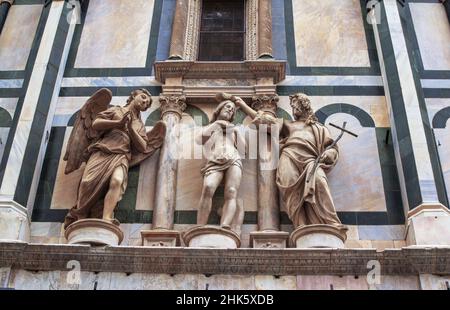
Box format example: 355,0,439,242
0,0,13,35
257,0,273,59
0,1,75,242
249,94,289,248
168,0,189,60
141,94,186,247
368,0,450,246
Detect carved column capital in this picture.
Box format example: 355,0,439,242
159,95,187,118
251,94,279,116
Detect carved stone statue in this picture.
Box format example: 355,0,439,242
236,93,346,234
63,88,165,230
195,97,245,231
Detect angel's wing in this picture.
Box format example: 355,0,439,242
63,88,112,174
129,121,167,167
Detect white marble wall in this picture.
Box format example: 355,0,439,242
382,0,439,206
0,2,65,201
427,99,450,201
327,114,386,212
0,5,42,71
74,0,155,68
0,128,10,164
419,274,450,290
61,77,161,88
410,3,450,71
0,98,17,162
291,0,370,67
4,269,428,290
279,75,383,87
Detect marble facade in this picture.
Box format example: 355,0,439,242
0,4,42,71
291,0,370,67
2,269,430,290
0,0,450,290
74,0,155,68
410,3,450,71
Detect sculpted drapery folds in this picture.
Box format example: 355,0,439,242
63,88,166,229
236,93,346,230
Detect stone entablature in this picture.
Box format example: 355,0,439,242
154,61,286,88
1,242,449,276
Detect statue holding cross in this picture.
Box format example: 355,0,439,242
235,93,356,235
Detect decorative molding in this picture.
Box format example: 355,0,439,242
407,203,450,219
257,0,273,59
183,225,241,248
183,0,201,61
159,94,187,118
154,60,286,84
167,0,269,61
1,242,450,275
246,0,258,60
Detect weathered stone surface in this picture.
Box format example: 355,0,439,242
255,275,297,290
1,242,449,276
65,219,124,246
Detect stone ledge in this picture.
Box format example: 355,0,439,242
154,60,286,84
0,242,449,276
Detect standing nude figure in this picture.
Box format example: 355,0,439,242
196,98,245,230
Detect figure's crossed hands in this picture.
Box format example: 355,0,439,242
118,111,131,128
214,120,230,129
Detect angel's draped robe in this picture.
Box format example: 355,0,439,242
254,113,343,228
64,107,147,228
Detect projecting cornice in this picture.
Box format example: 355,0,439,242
154,60,286,85
1,242,450,276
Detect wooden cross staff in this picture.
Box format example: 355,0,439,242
306,122,358,183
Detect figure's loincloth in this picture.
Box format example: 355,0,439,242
201,158,242,176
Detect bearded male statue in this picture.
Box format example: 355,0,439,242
235,93,346,232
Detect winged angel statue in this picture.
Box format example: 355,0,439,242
62,88,166,229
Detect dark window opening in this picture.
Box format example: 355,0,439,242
198,0,245,61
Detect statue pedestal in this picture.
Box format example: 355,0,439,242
183,226,241,249
64,219,124,246
289,224,347,248
249,231,289,248
141,229,181,247
406,204,450,247
0,200,29,243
